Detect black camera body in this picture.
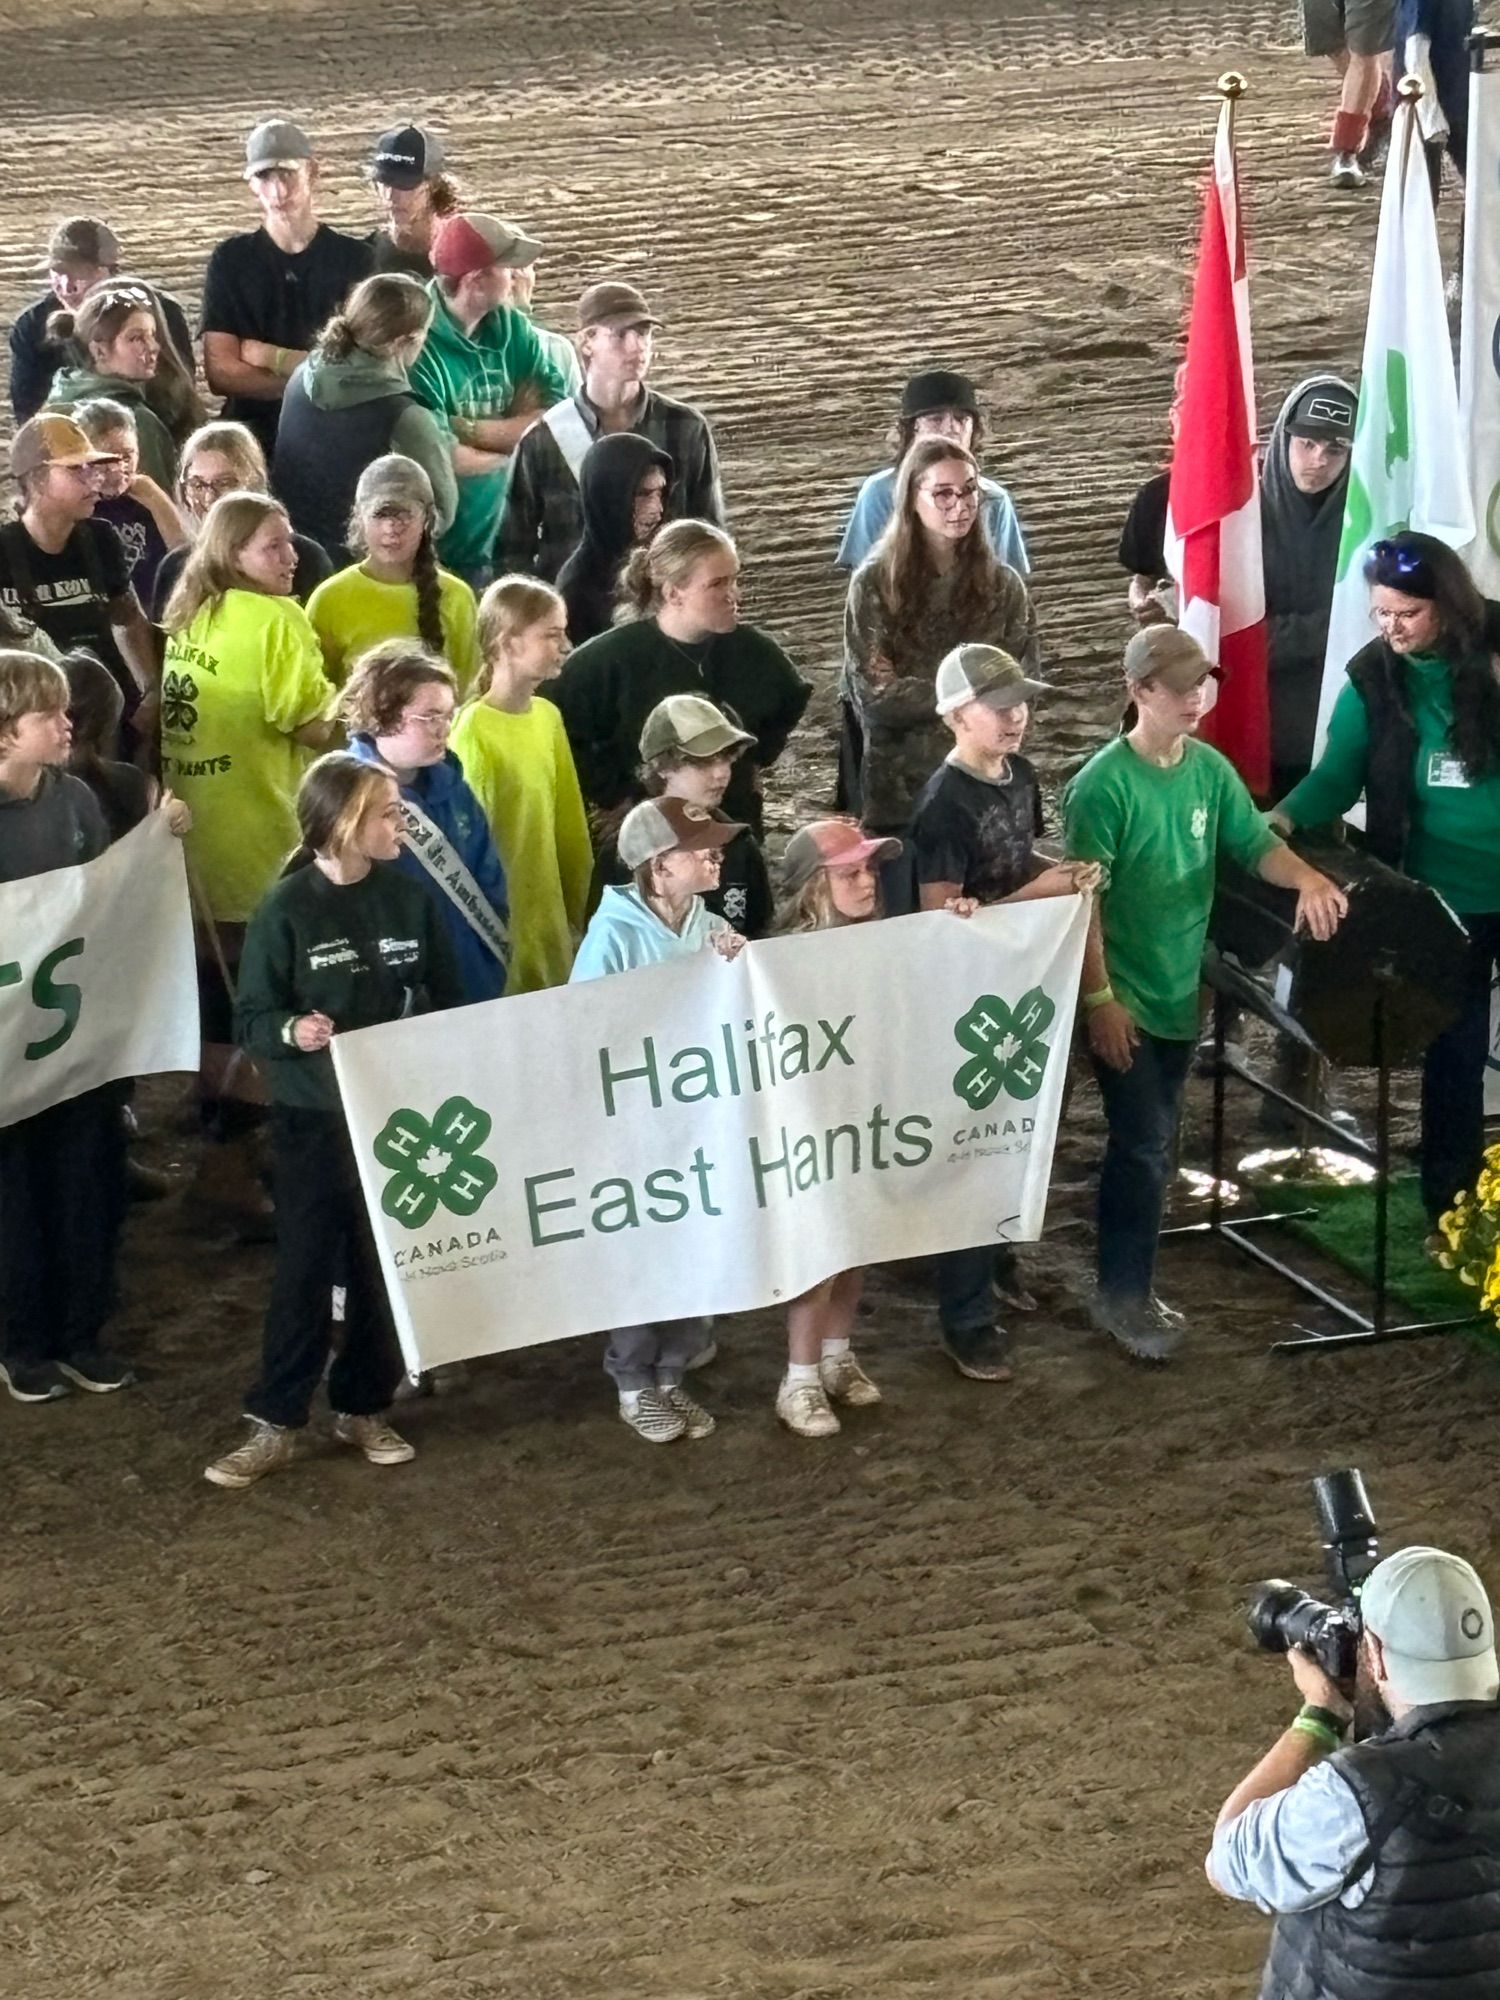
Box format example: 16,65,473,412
1246,1469,1380,1682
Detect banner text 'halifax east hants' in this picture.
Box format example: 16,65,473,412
332,898,1089,1372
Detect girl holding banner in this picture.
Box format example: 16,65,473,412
206,753,464,1489
343,640,509,1004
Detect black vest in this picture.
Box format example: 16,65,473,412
272,370,411,569
1259,1701,1500,2000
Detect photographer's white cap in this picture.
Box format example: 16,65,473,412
1360,1546,1499,1706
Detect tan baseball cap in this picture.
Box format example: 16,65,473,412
934,643,1047,717
577,280,659,331
639,694,754,763
618,796,745,870
36,216,122,272
1123,624,1218,693
10,414,120,481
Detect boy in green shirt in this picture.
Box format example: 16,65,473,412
408,214,568,588
1063,627,1346,1363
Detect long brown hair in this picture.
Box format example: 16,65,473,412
286,751,397,868
49,281,205,441
161,493,287,632
873,437,999,660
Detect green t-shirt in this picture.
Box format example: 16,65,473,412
408,285,568,574
1063,734,1279,1041
306,562,480,693
449,695,593,995
161,589,335,922
1279,654,1500,916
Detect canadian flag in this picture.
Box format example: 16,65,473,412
1164,88,1270,796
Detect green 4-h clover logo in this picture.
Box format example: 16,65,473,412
161,669,198,735
373,1096,498,1229
952,990,1055,1109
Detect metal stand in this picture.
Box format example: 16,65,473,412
1161,979,1477,1355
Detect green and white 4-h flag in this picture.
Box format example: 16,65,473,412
1315,97,1475,755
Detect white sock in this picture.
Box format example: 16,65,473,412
821,1337,851,1359
619,1389,643,1414
785,1361,821,1387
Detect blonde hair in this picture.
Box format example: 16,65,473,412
0,649,69,741
178,420,269,506
770,872,845,935
341,639,456,737
161,493,287,632
315,273,432,362
617,518,735,622
474,575,564,694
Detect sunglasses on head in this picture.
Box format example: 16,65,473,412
1365,539,1434,594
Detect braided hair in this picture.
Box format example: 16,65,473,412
409,522,447,656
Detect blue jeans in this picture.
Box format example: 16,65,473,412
1091,1032,1195,1305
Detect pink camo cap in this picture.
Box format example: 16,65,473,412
780,817,902,894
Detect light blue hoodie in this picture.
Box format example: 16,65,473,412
569,885,728,983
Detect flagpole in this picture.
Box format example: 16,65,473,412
1396,71,1423,178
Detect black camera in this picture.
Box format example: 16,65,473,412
1246,1469,1380,1681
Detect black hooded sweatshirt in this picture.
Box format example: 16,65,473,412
556,433,673,645
1260,371,1357,788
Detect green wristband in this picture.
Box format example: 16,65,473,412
1299,1701,1350,1740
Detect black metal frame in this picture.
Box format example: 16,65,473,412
1161,979,1478,1355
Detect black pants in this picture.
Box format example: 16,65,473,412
244,1105,404,1429
0,1085,126,1366
1420,912,1500,1223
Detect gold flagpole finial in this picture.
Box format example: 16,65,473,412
1217,72,1247,100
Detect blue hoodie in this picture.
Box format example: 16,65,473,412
569,884,728,983
349,735,509,1003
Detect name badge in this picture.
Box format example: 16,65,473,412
1427,752,1470,790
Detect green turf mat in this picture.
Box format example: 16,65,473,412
1251,1173,1497,1344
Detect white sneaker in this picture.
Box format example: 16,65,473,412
205,1419,294,1490
619,1387,686,1444
776,1379,841,1438
820,1350,882,1407
1331,151,1367,190
332,1413,416,1464
662,1384,716,1438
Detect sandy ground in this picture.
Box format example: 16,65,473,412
2,1,1497,1995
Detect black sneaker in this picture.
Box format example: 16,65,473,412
57,1349,135,1393
0,1360,71,1403
940,1326,1015,1382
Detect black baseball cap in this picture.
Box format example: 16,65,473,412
901,369,980,419
1287,385,1356,447
370,124,445,190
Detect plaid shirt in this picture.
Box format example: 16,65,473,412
495,388,727,581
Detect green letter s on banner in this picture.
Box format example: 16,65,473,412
25,939,85,1060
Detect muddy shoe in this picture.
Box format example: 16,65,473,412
776,1379,841,1438
1090,1291,1181,1366
619,1387,686,1444
332,1413,416,1465
940,1327,1015,1383
0,1359,71,1403
57,1348,134,1393
662,1385,716,1438
820,1350,882,1406
1330,151,1367,190
205,1419,294,1489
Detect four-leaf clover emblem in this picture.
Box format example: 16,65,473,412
952,990,1054,1109
374,1096,498,1228
161,669,198,735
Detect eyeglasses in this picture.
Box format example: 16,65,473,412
184,475,243,502
402,710,454,732
921,480,980,508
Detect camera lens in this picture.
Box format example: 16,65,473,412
1246,1579,1321,1654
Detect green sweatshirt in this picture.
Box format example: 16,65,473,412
408,284,568,574
294,347,458,535
46,369,178,488
1279,655,1500,916
235,859,464,1111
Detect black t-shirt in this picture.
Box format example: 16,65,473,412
367,228,433,279
150,530,332,622
200,224,376,454
1118,468,1170,579
908,754,1046,903
0,517,134,696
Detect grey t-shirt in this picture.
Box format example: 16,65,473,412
0,765,108,885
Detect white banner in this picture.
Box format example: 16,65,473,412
0,812,199,1127
1316,98,1475,754
332,899,1089,1372
1461,42,1500,597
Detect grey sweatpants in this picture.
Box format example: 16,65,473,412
603,1319,711,1393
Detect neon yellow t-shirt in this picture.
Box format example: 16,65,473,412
161,590,335,923
306,563,481,693
449,695,592,993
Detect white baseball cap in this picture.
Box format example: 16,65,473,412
1360,1546,1499,1706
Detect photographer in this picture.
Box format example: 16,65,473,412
1208,1546,1500,1994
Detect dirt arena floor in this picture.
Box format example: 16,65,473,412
3,1,1497,1994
